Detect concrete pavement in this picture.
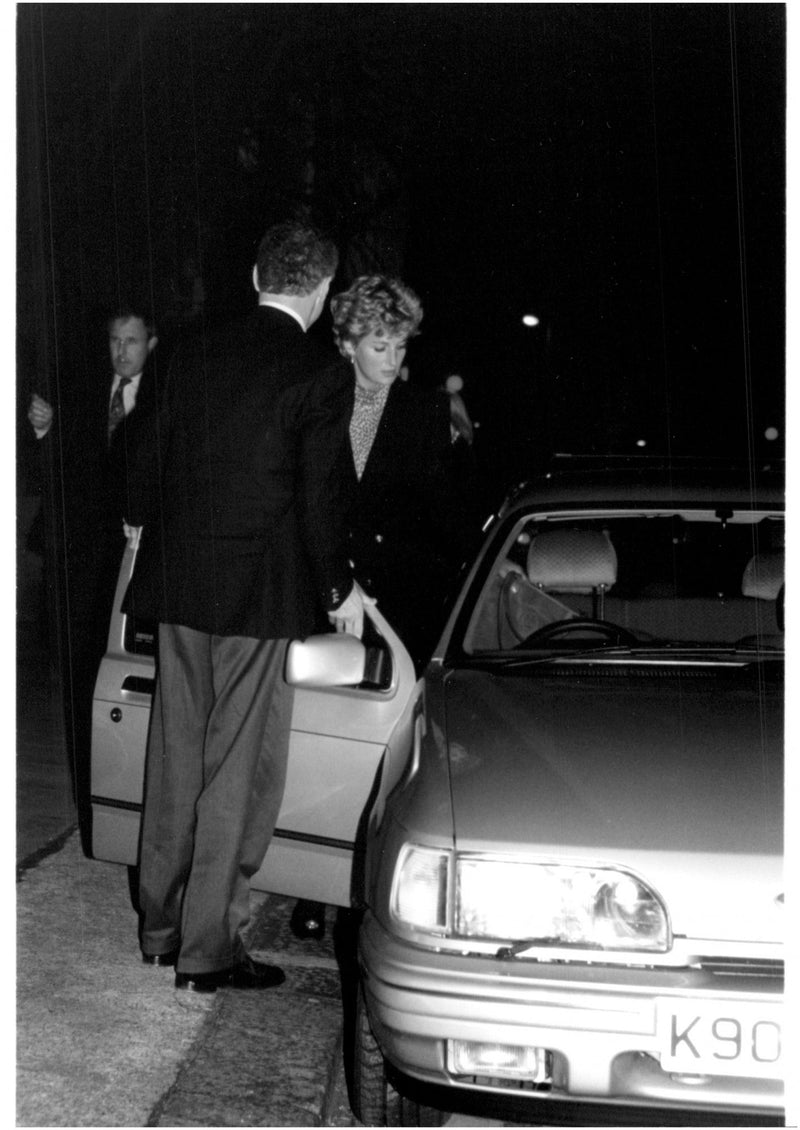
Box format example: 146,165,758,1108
15,606,355,1127
17,833,354,1126
14,548,505,1128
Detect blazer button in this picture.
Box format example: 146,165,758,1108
375,534,383,543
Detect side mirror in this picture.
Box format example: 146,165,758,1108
285,632,366,688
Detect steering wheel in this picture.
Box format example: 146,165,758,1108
515,617,639,648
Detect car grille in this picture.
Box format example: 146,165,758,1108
696,956,784,979
460,1074,552,1093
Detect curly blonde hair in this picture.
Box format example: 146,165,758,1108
330,275,423,356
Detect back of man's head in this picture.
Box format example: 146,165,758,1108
255,221,339,296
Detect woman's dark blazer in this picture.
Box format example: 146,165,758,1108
330,365,475,667
124,307,353,640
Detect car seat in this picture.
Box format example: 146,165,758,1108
526,527,618,620
741,549,784,633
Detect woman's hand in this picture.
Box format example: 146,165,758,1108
328,584,374,638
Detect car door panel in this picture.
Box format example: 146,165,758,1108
90,545,418,908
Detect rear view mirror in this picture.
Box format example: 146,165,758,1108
285,632,366,688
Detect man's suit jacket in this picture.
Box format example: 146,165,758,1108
30,363,159,563
125,306,353,640
105,370,161,531
26,360,162,701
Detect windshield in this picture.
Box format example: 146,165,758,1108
461,511,784,654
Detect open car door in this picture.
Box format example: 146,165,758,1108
91,545,420,907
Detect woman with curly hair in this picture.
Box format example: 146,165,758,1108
290,275,474,943
330,274,472,669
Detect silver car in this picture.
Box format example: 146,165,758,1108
91,552,420,911
92,459,784,1125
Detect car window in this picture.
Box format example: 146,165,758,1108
462,512,784,652
123,611,156,656
121,605,395,691
359,615,394,690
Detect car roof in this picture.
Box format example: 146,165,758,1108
499,456,785,515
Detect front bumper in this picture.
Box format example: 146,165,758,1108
359,913,783,1118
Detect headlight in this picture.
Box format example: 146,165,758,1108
390,845,450,932
457,857,669,950
391,847,669,952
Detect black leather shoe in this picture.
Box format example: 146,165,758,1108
142,947,179,967
229,955,286,989
290,899,326,941
175,956,285,994
174,968,230,993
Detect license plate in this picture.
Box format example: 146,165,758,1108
656,999,782,1079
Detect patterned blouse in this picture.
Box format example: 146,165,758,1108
349,382,391,480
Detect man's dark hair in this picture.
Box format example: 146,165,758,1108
107,302,157,339
255,221,339,296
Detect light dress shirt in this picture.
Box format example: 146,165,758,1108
258,298,306,332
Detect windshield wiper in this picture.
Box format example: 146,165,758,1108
477,641,782,669
497,643,650,667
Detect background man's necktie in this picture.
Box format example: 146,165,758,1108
108,377,131,444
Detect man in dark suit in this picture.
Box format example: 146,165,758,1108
125,220,363,992
27,304,159,847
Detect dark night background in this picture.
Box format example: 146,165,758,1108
17,3,785,498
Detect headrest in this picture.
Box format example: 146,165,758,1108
741,551,784,600
527,528,617,593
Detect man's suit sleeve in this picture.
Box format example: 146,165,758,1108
286,366,355,613
122,365,173,528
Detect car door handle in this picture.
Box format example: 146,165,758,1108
121,676,155,695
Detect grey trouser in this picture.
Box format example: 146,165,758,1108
139,623,293,974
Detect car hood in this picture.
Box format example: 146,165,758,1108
441,661,784,943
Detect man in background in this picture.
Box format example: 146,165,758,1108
27,304,159,847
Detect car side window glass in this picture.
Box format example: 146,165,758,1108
124,610,156,657
121,604,396,688
359,615,394,691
